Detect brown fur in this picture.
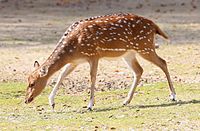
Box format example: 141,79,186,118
25,13,174,106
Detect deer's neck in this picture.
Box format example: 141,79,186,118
42,43,74,80
43,54,66,80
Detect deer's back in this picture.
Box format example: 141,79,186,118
59,13,157,59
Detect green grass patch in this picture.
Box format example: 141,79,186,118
0,82,200,130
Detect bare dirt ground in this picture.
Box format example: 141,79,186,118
0,0,200,93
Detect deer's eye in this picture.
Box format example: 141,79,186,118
29,82,35,87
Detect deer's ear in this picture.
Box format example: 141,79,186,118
39,66,48,77
34,61,40,68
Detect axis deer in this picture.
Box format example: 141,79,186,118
25,13,176,110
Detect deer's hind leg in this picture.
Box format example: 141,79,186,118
139,51,176,101
123,52,143,105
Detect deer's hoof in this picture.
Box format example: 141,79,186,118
87,107,93,111
51,103,55,111
123,99,130,106
123,102,129,106
170,94,176,101
171,98,176,101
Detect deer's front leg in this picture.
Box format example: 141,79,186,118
49,64,77,111
87,59,99,110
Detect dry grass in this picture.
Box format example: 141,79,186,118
0,82,200,130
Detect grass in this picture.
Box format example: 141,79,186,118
0,82,200,130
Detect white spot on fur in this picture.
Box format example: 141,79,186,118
118,20,122,23
136,20,141,24
103,28,107,30
123,20,127,23
119,38,127,42
88,25,93,28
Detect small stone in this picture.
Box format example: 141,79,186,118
110,127,116,130
108,115,113,118
82,106,87,108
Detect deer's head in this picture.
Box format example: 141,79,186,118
25,61,48,104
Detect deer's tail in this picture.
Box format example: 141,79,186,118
154,23,169,39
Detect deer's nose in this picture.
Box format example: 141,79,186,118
25,99,28,104
25,97,33,104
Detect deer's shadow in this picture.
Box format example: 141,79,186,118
94,99,200,113
56,99,200,114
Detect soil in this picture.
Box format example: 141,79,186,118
0,0,200,93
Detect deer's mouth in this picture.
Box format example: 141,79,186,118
25,97,34,104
